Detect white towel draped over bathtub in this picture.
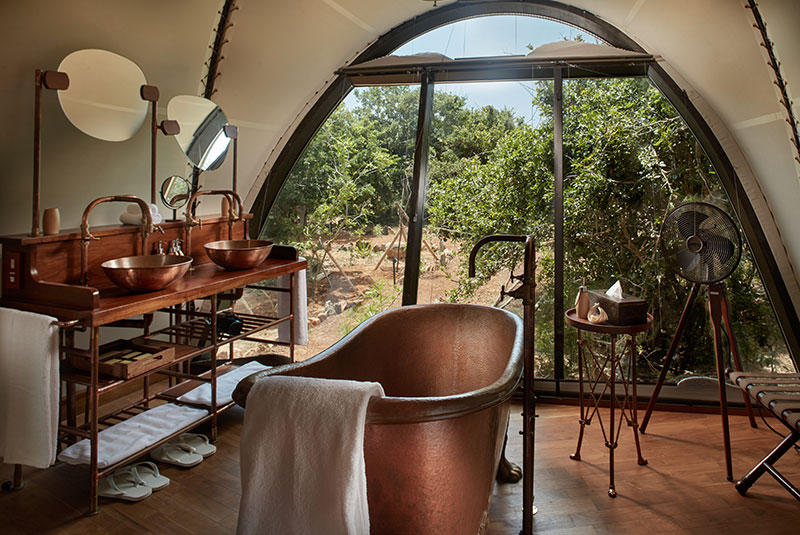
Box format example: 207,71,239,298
0,308,60,469
237,376,384,535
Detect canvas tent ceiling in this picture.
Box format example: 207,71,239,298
2,0,799,321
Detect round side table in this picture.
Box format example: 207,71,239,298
565,308,653,497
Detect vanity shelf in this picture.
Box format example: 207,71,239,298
1,217,306,515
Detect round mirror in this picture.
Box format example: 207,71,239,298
160,175,191,209
167,95,231,171
57,49,149,142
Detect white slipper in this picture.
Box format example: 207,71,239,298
176,433,216,458
151,442,203,468
128,462,170,491
98,470,152,502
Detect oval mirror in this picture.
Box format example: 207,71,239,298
167,95,231,171
160,175,191,209
57,49,149,142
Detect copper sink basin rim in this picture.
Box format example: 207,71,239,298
204,239,273,270
101,254,193,292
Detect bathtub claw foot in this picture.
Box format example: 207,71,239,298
496,455,522,483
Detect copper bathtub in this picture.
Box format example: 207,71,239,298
233,303,523,535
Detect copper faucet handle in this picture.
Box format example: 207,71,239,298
85,231,100,242
184,213,203,229
153,225,165,234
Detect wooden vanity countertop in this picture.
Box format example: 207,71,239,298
0,257,306,327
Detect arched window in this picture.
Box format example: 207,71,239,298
253,9,797,398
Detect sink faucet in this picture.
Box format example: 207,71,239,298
183,189,245,260
169,238,184,256
80,195,153,286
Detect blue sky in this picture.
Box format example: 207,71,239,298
345,15,598,125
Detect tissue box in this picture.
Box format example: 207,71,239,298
587,290,647,326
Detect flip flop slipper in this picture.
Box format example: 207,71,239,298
127,462,170,491
176,433,216,458
151,442,203,468
98,470,152,502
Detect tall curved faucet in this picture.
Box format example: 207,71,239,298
183,189,246,258
468,233,536,532
80,195,153,286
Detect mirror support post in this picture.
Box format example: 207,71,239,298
140,85,160,205
32,69,69,237
224,125,239,194
141,85,179,209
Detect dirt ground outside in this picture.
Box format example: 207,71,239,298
227,227,515,362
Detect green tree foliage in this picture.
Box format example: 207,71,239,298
264,79,787,379
427,78,786,378
264,106,398,244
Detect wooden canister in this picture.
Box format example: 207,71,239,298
43,207,60,235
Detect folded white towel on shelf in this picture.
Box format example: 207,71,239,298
277,269,308,346
57,403,207,468
178,361,270,407
237,376,384,535
120,203,163,225
0,308,60,469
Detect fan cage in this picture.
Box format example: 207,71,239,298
661,202,742,284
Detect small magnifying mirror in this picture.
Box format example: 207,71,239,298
160,175,190,210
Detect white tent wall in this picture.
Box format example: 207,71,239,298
2,0,799,318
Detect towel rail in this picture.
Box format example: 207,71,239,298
53,319,81,328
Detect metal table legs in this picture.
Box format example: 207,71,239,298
570,331,647,497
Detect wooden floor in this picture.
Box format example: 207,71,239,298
2,403,799,534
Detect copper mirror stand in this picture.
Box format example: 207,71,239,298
140,85,180,205
32,69,69,237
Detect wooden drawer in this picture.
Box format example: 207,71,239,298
68,340,175,379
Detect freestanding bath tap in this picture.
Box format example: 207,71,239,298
469,233,537,535
80,195,153,286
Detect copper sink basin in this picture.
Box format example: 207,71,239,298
204,240,273,270
101,254,193,292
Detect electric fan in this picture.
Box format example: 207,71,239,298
640,202,756,481
662,202,742,284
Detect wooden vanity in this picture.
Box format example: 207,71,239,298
0,214,306,514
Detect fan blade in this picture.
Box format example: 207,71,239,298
676,248,700,272
699,230,735,266
676,210,708,239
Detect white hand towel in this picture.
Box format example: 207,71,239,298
178,361,270,407
277,269,308,345
0,308,59,468
58,403,207,468
237,376,384,535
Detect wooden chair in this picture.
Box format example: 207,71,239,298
728,371,800,501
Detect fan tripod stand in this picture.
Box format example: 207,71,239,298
639,281,757,481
